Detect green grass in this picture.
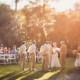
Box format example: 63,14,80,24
0,58,78,80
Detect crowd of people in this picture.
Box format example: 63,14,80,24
0,41,80,71
0,44,17,54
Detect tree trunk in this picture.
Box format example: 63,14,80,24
15,0,19,11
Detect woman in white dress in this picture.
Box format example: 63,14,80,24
73,50,80,68
51,42,61,68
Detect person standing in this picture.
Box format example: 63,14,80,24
51,42,61,68
19,41,26,71
47,41,53,69
3,47,8,54
73,50,80,69
40,42,49,71
28,42,37,71
11,45,17,54
0,44,4,53
7,48,11,54
60,41,67,70
77,41,80,52
0,46,3,54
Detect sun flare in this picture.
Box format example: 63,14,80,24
0,0,78,12
48,0,77,12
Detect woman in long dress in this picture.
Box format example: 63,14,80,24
73,50,80,68
51,42,61,68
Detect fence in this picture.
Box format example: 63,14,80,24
0,54,17,65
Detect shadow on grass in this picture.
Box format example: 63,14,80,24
1,69,77,80
49,68,80,80
0,71,17,80
21,71,47,80
7,70,31,80
2,69,62,80
0,70,30,80
67,68,80,74
6,70,46,80
21,68,62,80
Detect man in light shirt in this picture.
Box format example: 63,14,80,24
40,41,49,71
60,41,67,70
47,41,53,69
19,41,26,71
28,42,36,71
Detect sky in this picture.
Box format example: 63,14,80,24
0,0,79,12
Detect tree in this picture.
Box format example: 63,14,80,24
0,4,22,47
74,1,80,12
15,0,19,11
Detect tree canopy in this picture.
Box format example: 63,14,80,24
0,1,80,48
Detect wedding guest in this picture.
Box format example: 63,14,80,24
60,41,67,70
40,41,49,71
11,45,17,54
38,51,43,63
35,51,39,63
77,41,80,52
16,48,20,63
19,41,26,71
47,41,53,68
0,44,4,54
7,48,11,54
0,47,3,54
73,50,80,69
28,41,37,71
3,47,8,54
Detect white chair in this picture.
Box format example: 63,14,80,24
9,54,17,64
0,54,9,65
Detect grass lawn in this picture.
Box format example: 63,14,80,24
0,58,80,80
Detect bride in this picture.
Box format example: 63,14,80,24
51,42,61,68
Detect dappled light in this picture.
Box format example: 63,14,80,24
0,58,77,80
16,70,37,80
34,70,61,80
14,12,26,28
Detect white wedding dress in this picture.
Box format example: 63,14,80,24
51,47,61,68
75,53,80,67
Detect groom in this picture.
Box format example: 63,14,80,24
60,41,67,70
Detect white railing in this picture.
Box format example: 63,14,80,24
0,54,17,65
0,53,43,65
